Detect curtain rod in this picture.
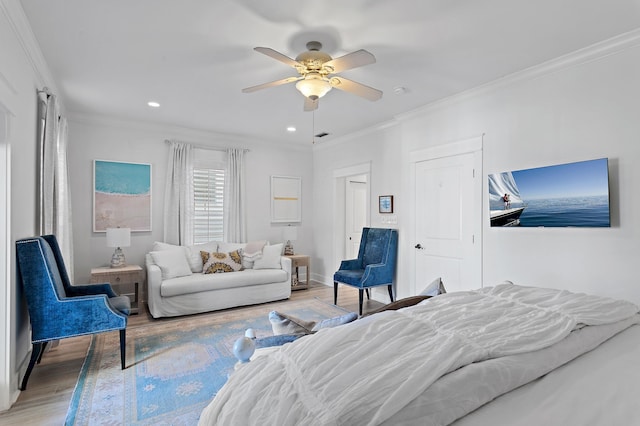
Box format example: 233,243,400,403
164,139,250,153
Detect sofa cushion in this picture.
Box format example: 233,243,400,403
160,268,288,297
150,250,192,280
253,243,283,270
202,250,243,274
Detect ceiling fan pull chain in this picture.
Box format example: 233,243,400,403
312,110,315,144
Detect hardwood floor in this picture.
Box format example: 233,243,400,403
0,283,382,425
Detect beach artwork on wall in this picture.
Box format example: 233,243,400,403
94,160,152,232
488,158,610,228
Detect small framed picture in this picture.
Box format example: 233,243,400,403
379,195,394,214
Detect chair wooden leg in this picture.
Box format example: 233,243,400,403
120,329,126,369
21,342,45,390
333,281,339,306
388,285,394,302
365,288,370,300
36,341,49,364
358,289,364,316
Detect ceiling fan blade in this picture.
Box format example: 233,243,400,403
329,77,383,101
242,76,301,93
303,96,318,111
254,47,302,69
323,49,376,73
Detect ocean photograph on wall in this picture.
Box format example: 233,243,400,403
489,158,610,227
94,160,152,232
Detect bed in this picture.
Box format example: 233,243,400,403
198,282,640,425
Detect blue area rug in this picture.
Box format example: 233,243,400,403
65,298,350,425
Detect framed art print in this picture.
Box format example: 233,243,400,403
93,160,152,232
271,175,302,223
379,195,393,213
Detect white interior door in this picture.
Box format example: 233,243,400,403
413,150,480,294
345,175,368,259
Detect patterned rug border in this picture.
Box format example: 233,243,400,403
66,297,351,425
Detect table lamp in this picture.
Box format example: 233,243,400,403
106,227,131,268
283,225,297,256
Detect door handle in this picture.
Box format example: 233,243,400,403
415,243,424,250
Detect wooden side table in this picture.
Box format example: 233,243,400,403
285,254,310,290
91,264,143,314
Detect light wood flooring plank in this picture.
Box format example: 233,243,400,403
0,283,381,425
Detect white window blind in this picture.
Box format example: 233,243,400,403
193,167,225,244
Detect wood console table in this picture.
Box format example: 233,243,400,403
285,254,310,290
91,264,143,314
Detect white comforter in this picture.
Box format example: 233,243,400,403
199,283,639,426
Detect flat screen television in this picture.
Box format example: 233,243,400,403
488,158,610,227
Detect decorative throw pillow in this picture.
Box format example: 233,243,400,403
242,240,268,269
201,249,243,274
253,243,283,270
419,277,447,297
150,249,193,280
363,295,432,317
269,311,317,335
310,312,358,332
244,240,267,256
269,311,358,336
186,241,219,272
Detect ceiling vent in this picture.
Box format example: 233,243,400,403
315,132,330,138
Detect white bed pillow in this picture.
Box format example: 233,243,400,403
253,243,283,270
150,250,192,279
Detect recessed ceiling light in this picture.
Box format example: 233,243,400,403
286,126,296,132
147,101,160,108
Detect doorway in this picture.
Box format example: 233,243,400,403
333,163,371,271
345,174,367,259
409,136,483,295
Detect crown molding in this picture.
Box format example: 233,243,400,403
1,0,60,95
396,28,640,122
312,118,399,151
68,112,313,153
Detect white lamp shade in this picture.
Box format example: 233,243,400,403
106,227,131,248
283,226,298,242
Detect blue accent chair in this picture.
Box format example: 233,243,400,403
333,228,398,315
15,235,130,390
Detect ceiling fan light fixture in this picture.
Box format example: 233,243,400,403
296,74,332,99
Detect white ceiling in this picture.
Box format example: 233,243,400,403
19,0,640,145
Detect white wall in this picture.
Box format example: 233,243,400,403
0,0,55,409
313,35,640,305
67,116,314,285
312,124,403,302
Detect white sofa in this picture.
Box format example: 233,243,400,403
145,241,292,318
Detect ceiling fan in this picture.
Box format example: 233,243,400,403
242,41,382,111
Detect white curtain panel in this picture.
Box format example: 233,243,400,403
224,148,247,243
38,93,74,280
163,141,194,245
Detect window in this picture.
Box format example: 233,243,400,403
193,167,225,244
